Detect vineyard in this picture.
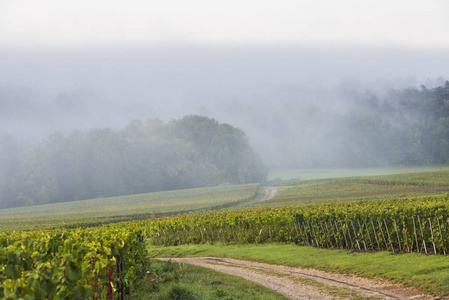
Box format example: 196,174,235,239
0,223,148,299
261,170,449,206
0,184,258,232
267,165,449,181
2,170,449,298
0,184,259,298
146,194,449,254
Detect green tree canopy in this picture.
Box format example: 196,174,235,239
0,116,267,208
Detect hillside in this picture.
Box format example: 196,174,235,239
0,183,258,231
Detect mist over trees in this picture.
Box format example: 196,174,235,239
1,81,449,208
256,80,449,167
0,116,267,208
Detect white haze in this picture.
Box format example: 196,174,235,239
1,1,448,167
2,1,448,49
0,45,448,168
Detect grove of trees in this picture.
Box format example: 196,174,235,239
0,116,267,208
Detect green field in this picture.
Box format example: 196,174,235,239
0,184,258,231
268,165,449,181
260,170,449,207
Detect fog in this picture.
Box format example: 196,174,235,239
1,45,448,167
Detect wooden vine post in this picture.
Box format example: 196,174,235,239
383,219,395,253
377,219,389,251
436,218,446,255
345,220,354,249
363,220,373,251
357,220,367,251
339,221,348,249
412,217,420,253
370,220,380,251
393,219,402,253
428,218,437,255
417,216,428,254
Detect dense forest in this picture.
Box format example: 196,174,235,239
0,116,267,208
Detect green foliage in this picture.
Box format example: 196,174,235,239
251,81,449,168
266,170,449,206
145,193,449,254
267,166,449,181
0,224,149,299
0,183,258,232
0,115,267,208
2,170,449,298
172,115,268,184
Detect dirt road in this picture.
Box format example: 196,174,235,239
258,187,278,202
159,257,438,300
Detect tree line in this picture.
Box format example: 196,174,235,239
0,115,267,208
245,80,449,167
335,81,449,166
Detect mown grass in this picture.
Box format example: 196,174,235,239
257,170,449,207
148,244,449,297
132,259,289,299
0,184,258,231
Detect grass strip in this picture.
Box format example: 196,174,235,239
148,244,449,297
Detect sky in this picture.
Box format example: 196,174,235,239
1,0,448,49
0,0,448,152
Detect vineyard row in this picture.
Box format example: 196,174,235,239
146,194,449,255
0,225,148,299
149,215,449,255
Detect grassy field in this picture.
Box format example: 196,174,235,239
258,170,449,207
0,184,258,231
149,244,449,297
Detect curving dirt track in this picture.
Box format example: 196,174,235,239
258,187,278,202
158,257,439,300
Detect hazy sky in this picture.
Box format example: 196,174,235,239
1,0,448,49
0,0,448,146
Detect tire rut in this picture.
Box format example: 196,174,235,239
157,257,439,300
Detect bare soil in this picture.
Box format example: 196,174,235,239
159,257,441,300
258,187,278,202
